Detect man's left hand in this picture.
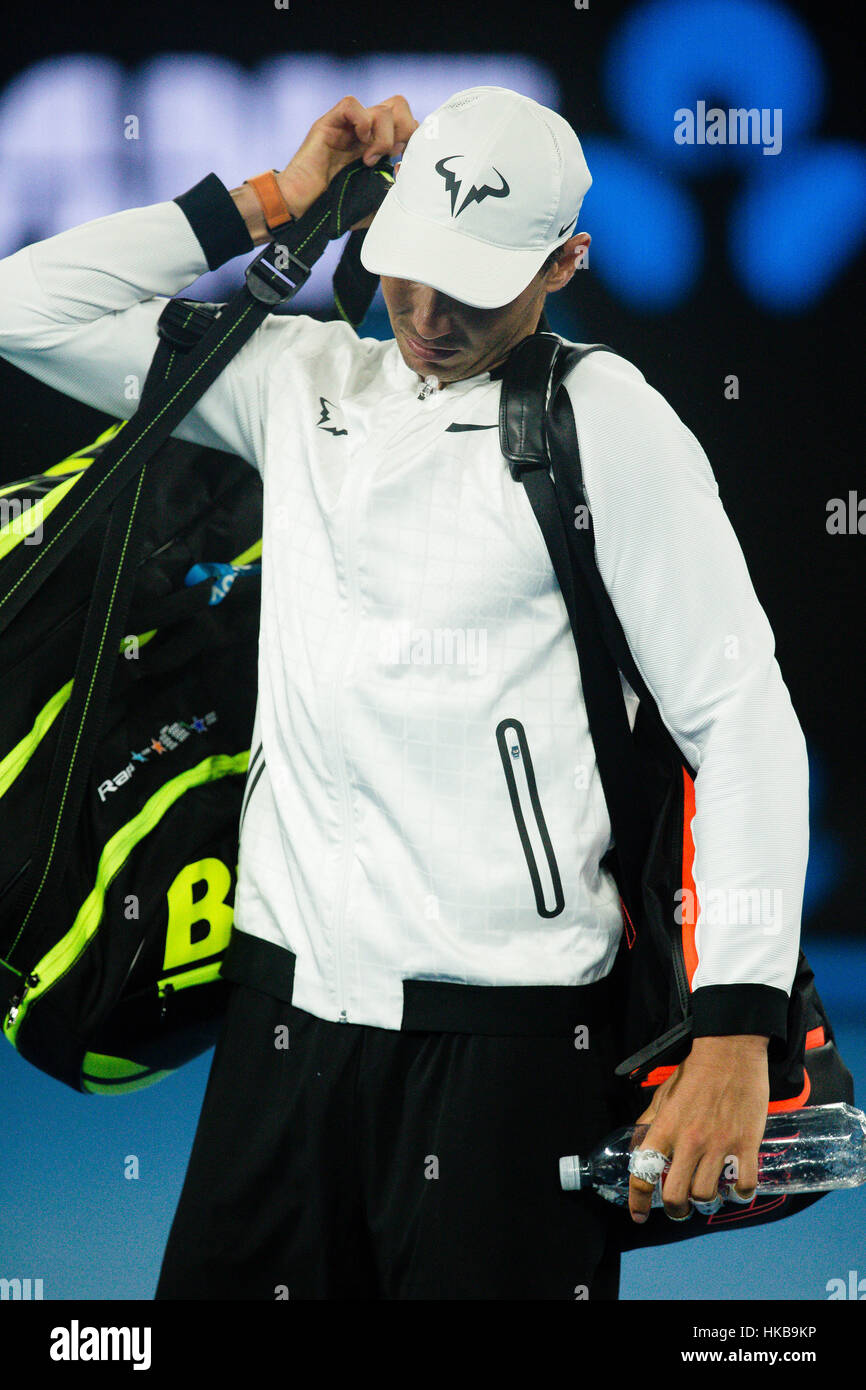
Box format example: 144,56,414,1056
628,1034,770,1223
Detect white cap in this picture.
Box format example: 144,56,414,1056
360,86,591,309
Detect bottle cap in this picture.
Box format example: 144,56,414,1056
559,1155,581,1191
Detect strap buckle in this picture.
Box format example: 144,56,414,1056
506,458,550,481
245,243,311,306
156,298,224,350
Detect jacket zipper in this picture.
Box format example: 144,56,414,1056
326,380,490,1017
330,462,369,1022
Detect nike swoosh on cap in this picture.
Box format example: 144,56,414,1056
445,422,498,432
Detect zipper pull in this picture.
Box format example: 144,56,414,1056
417,373,439,401
159,981,175,1021
5,972,39,1027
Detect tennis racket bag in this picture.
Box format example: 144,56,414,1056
0,426,262,1092
499,331,855,1247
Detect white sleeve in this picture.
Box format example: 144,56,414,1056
0,196,286,469
563,349,808,1020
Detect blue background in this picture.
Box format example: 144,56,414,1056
1,938,862,1300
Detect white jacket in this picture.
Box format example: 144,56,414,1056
0,176,809,1036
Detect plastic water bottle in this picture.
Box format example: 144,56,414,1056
559,1102,866,1206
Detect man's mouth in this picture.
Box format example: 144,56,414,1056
403,333,460,362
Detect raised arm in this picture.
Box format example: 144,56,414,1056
0,178,271,462
0,94,418,467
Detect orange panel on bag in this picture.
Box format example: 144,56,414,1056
681,769,699,987
766,1069,811,1112
640,1065,677,1087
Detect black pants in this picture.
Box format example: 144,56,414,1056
155,982,623,1300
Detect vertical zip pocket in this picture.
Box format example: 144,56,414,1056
495,718,565,918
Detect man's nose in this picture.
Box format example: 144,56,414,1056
409,285,453,339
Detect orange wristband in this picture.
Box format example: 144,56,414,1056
243,170,294,232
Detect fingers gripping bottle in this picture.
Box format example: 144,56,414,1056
559,1103,866,1206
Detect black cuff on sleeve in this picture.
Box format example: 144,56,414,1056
173,173,254,271
690,983,789,1045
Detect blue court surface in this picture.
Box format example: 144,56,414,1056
0,936,863,1301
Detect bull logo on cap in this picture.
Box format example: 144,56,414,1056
434,155,511,218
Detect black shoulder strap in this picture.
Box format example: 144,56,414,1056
545,344,697,780
499,333,652,932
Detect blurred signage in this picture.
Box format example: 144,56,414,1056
0,53,559,306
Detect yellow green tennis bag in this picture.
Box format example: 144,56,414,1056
0,423,262,1093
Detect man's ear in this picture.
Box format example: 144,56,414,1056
546,232,591,291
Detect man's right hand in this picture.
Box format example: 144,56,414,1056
233,94,418,243
279,94,417,223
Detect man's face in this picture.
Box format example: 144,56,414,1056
379,270,548,386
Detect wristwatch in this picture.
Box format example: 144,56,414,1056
243,169,295,232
